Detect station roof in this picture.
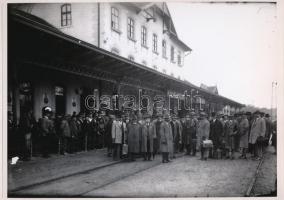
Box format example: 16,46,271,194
9,8,243,108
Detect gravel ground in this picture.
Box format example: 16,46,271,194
11,152,261,197
252,146,277,196
85,153,259,197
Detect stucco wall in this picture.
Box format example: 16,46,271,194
13,3,187,79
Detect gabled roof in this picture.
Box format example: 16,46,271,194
129,2,191,52
200,84,219,95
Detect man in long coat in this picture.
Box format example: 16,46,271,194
239,113,249,159
159,114,173,163
153,113,163,159
209,112,224,158
223,115,237,159
127,115,140,161
111,114,124,160
171,115,182,158
197,112,210,160
141,114,156,161
249,111,266,160
39,107,54,158
183,112,198,156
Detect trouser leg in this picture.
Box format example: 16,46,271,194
192,140,197,156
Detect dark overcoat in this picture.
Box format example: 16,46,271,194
210,119,223,149
127,122,141,153
141,123,156,153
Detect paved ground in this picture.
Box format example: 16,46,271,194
84,154,259,197
8,149,121,192
9,150,262,197
252,146,277,196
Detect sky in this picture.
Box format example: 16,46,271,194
167,2,278,109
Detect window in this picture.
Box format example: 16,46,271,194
111,7,119,30
153,65,158,70
141,26,147,47
111,48,119,55
142,60,147,66
127,17,135,40
153,34,158,53
61,4,72,27
162,40,167,58
162,69,167,74
177,51,182,66
170,46,175,62
128,55,134,61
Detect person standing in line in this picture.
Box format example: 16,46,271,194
76,113,84,151
141,114,156,161
159,114,173,163
249,111,266,160
60,115,71,154
127,115,141,161
271,120,277,154
111,114,123,161
39,107,54,158
223,115,237,159
153,113,163,159
82,113,93,152
239,112,249,159
96,111,106,149
209,112,223,159
172,115,183,158
19,108,36,161
197,112,210,161
105,112,114,157
264,114,272,147
69,115,79,153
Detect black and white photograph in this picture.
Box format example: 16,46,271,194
3,0,282,198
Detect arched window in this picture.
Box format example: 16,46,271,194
61,4,72,27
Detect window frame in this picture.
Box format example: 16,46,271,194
177,51,182,66
162,40,167,59
141,26,148,48
61,4,72,27
152,34,158,54
170,46,175,63
111,7,120,32
127,17,135,41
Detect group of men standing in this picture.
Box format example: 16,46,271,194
8,106,276,163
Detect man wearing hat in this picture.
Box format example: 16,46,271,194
127,115,141,161
111,113,124,160
39,107,54,158
105,111,115,157
171,114,183,158
264,113,272,147
183,112,198,156
153,113,163,159
209,112,224,159
239,112,249,159
159,113,173,163
197,112,210,160
249,111,266,160
141,114,156,161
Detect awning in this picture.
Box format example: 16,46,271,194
8,8,243,108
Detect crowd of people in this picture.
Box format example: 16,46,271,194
8,106,277,163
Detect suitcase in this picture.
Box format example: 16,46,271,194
202,139,213,149
122,144,128,155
